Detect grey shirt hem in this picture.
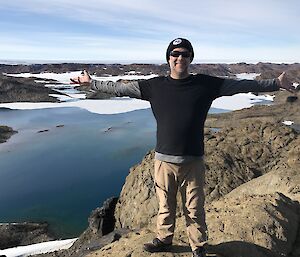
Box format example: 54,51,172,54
155,152,204,164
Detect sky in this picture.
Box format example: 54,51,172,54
1,0,300,63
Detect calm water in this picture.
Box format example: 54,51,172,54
0,107,156,238
0,106,228,238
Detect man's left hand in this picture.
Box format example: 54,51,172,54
277,72,297,93
70,70,91,85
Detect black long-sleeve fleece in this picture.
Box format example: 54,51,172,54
91,74,279,163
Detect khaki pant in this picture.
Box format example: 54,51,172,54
154,159,207,251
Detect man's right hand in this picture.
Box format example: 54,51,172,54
70,70,91,85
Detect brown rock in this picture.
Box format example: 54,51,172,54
114,151,158,229
205,193,299,257
87,193,299,257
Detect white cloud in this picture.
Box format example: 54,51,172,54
3,1,299,26
2,0,299,34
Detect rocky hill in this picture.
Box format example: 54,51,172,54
1,62,299,104
28,91,300,257
1,62,300,82
0,74,60,103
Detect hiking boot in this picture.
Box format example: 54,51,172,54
143,238,172,252
192,247,206,257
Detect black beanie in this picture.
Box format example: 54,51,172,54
166,38,194,62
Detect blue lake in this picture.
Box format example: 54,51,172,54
0,106,228,238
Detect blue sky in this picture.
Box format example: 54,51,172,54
1,0,300,63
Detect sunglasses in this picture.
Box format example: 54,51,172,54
170,51,191,58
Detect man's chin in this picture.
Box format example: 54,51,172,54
176,67,188,74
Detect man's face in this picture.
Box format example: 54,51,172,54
168,47,192,78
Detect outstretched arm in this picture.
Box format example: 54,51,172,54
219,72,295,96
70,70,142,99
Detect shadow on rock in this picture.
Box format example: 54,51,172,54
167,245,191,253
207,241,280,257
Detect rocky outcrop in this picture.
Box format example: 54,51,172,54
223,139,300,257
0,125,17,143
88,197,118,236
32,198,129,257
205,193,299,257
225,150,300,202
0,74,61,103
0,222,54,249
204,121,298,201
86,193,299,257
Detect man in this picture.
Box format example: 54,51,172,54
71,38,294,257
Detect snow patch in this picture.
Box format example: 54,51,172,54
0,238,77,257
5,72,157,84
235,73,260,80
0,98,151,114
212,92,274,110
282,120,294,126
5,71,81,84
